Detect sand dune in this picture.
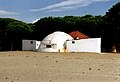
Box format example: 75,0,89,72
0,51,120,82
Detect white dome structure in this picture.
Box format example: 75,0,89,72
38,31,73,52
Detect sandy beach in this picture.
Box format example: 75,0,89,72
0,51,120,82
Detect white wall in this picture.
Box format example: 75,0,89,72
37,42,62,52
22,40,40,51
66,38,101,53
36,41,41,50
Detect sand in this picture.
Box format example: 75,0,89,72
0,51,120,82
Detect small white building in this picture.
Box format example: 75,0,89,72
22,40,41,51
38,31,73,52
66,38,101,53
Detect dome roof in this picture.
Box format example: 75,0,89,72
42,31,73,44
38,31,73,52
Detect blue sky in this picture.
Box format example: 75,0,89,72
0,0,119,23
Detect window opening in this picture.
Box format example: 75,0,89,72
30,41,33,44
46,45,52,48
72,41,75,44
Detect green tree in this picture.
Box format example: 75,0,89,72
105,2,120,52
0,18,19,50
6,21,32,50
33,17,65,40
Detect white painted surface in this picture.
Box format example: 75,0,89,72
36,41,41,50
22,40,41,51
66,38,101,53
38,31,73,52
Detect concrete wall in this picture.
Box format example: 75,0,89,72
66,38,101,53
36,41,41,50
22,40,41,51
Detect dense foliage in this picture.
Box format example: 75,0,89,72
0,18,33,50
0,2,120,52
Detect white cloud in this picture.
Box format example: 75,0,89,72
30,0,110,12
0,10,19,15
32,18,39,23
0,10,21,21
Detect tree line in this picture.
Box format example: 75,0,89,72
0,2,120,52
